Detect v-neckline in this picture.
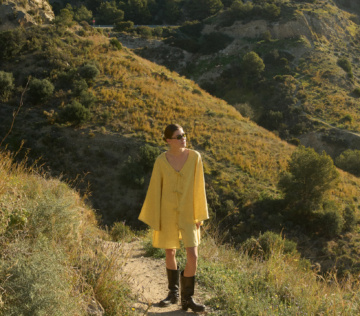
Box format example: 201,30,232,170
164,150,191,173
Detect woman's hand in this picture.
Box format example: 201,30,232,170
196,222,201,229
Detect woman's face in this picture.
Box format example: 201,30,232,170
168,128,186,149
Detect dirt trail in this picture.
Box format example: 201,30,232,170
121,241,210,315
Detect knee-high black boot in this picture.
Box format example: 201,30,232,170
181,271,205,312
159,268,180,307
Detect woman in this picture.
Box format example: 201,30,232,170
138,124,209,312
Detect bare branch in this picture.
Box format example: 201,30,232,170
0,76,31,148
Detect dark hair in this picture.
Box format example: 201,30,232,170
163,124,182,142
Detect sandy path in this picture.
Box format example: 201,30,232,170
121,241,210,315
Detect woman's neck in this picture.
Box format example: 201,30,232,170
167,147,186,156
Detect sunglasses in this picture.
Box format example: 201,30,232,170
171,133,187,140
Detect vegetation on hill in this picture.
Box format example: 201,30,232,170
142,230,360,315
52,0,226,26
132,0,360,168
0,1,360,313
0,21,359,278
1,144,359,315
0,150,131,315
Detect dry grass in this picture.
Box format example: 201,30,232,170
86,41,294,188
196,229,360,315
0,149,132,315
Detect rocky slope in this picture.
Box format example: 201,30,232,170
0,0,54,31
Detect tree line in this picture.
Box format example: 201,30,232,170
51,0,285,26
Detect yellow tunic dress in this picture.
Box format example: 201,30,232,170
138,149,209,249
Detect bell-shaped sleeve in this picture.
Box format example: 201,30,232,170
193,152,209,223
138,157,162,231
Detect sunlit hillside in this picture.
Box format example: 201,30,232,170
133,0,360,161
0,25,294,222
0,22,359,276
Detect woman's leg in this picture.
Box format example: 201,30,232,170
184,246,198,277
160,249,179,307
181,246,204,311
165,248,177,270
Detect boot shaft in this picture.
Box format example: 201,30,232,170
180,271,205,312
159,268,180,307
166,268,180,292
180,271,195,297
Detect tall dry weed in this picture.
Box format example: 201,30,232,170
0,150,132,315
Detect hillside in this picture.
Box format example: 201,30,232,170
0,24,293,225
0,150,132,315
1,149,359,315
0,2,360,314
0,0,54,31
132,0,360,161
0,1,359,277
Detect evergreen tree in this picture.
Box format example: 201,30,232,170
97,1,124,25
125,0,152,24
241,51,265,79
279,146,339,218
73,5,93,22
163,0,182,24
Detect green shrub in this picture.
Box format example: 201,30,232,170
78,90,97,108
110,37,122,50
57,68,78,89
340,114,353,124
139,144,162,171
142,236,166,258
113,21,134,32
234,103,254,119
314,207,344,238
335,149,360,176
136,26,152,38
289,137,301,146
337,57,352,74
110,221,134,242
96,1,124,25
55,8,74,27
78,64,100,83
343,205,357,232
241,51,265,78
28,78,54,104
120,144,161,188
263,3,281,19
73,5,92,22
72,78,88,96
60,100,92,125
278,146,339,219
229,0,254,20
262,30,272,41
0,70,15,100
243,231,297,259
353,87,360,97
153,27,163,37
